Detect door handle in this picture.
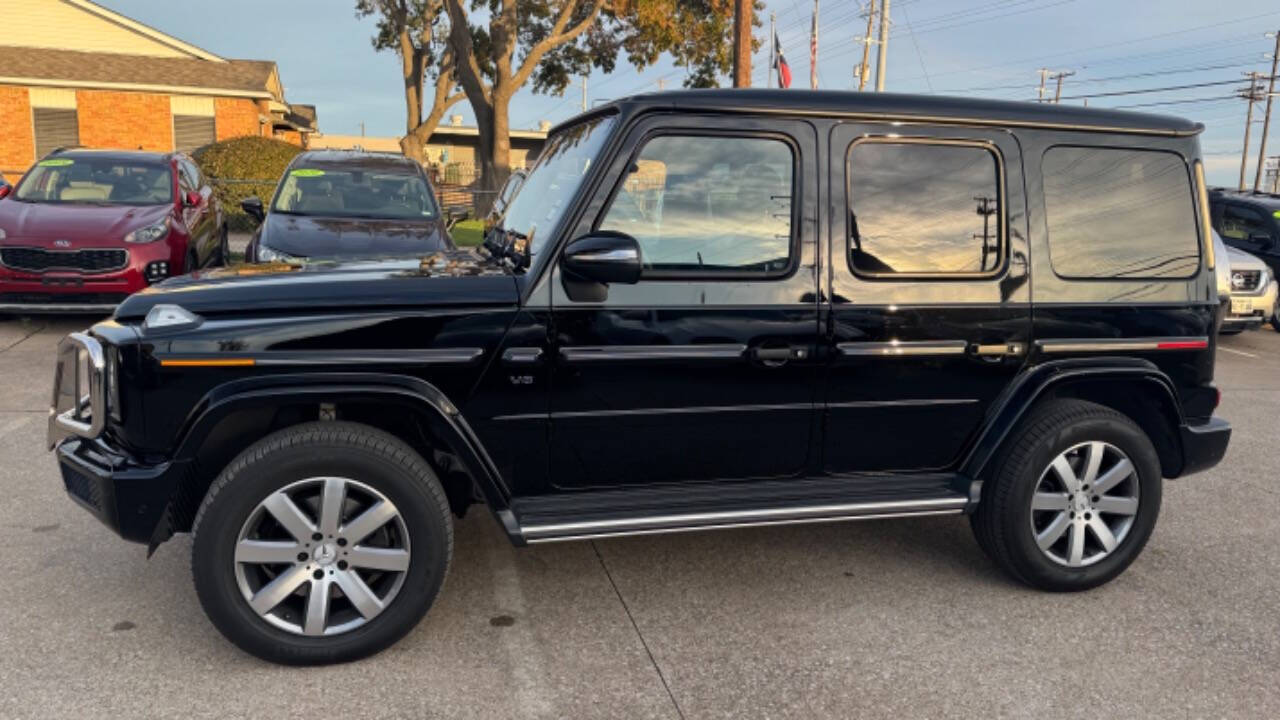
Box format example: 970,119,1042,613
751,346,807,366
970,342,1024,358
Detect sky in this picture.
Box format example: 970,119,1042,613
97,0,1280,187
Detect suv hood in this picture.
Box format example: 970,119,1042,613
0,200,169,244
1225,246,1267,272
114,250,518,320
258,214,454,258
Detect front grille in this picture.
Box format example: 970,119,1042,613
1,247,128,273
1231,269,1262,292
0,292,128,305
61,465,102,511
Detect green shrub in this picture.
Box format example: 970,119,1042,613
451,219,485,247
194,137,302,232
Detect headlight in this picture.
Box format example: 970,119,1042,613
144,304,202,332
124,217,170,243
256,243,305,263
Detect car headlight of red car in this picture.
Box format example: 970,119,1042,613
124,217,170,243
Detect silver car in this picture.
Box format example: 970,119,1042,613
1216,231,1278,334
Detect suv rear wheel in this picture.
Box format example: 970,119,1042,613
191,421,452,664
971,399,1162,591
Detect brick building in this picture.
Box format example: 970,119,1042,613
0,0,317,182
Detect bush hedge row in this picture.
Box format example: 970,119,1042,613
193,137,302,232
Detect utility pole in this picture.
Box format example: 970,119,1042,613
767,12,776,88
810,0,820,89
1253,30,1280,192
732,0,752,87
580,76,588,112
1051,70,1075,103
856,0,877,91
1240,72,1266,191
874,0,890,91
1036,69,1050,103
657,77,665,91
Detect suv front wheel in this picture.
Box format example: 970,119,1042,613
191,422,452,664
971,399,1162,591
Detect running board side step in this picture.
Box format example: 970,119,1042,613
518,496,968,544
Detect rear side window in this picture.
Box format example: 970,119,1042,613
1043,147,1199,279
847,140,1003,276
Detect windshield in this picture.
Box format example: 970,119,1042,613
272,167,439,220
15,157,173,205
500,114,616,256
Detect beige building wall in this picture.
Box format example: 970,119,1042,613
0,0,198,58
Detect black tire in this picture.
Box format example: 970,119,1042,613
192,421,453,665
970,399,1162,592
1219,328,1243,335
1270,312,1280,333
185,248,199,274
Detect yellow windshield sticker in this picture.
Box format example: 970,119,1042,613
37,158,74,167
290,169,325,177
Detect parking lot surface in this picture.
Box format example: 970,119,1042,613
1,316,1278,719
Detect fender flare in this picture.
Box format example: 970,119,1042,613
960,357,1185,482
168,371,516,525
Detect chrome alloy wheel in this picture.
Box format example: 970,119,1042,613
1029,441,1140,568
234,477,411,636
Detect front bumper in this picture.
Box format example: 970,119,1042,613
0,240,175,313
1220,279,1278,331
56,437,186,544
1177,417,1231,477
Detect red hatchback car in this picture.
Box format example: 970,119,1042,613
0,149,227,314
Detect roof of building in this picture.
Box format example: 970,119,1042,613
0,45,277,98
578,89,1203,137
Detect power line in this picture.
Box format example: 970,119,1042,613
1108,95,1239,109
1049,76,1263,102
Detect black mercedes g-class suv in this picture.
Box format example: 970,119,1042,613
47,90,1231,665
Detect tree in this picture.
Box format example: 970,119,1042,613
442,0,754,197
356,0,467,163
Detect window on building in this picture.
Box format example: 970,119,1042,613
30,89,80,159
171,96,216,154
173,116,215,154
32,108,80,159
597,134,794,276
847,141,1002,276
1043,146,1200,279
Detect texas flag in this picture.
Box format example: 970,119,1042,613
774,33,792,88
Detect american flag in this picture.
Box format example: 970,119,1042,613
810,0,819,89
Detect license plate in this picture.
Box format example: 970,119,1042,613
1231,299,1251,315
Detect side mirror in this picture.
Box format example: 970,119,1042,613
183,190,202,208
446,208,470,231
0,185,10,200
240,196,265,224
560,231,642,302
